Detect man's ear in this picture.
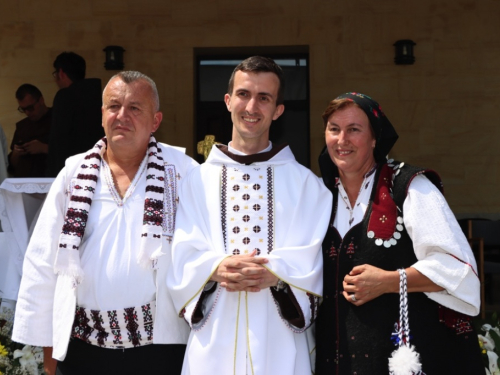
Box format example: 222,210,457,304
152,111,163,132
224,93,231,112
272,104,285,121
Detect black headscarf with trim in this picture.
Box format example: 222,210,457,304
319,92,399,188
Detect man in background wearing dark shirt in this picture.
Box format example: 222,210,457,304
8,84,52,177
46,51,104,177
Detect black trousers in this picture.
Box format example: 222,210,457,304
56,338,186,375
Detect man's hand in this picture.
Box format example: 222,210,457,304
212,250,278,292
21,140,48,154
43,347,57,375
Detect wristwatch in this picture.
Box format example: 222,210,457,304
273,279,287,291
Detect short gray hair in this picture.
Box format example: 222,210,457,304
104,71,160,111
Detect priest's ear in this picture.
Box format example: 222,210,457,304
272,104,285,121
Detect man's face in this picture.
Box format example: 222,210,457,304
224,71,284,153
101,77,162,150
17,94,46,121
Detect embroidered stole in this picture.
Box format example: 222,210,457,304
55,135,167,286
220,165,275,255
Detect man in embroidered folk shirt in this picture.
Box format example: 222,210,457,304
168,56,333,375
13,71,198,375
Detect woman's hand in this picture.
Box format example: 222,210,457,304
342,264,399,306
343,264,444,306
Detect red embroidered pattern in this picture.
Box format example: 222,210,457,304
367,164,397,240
108,310,123,346
438,305,474,335
124,307,141,347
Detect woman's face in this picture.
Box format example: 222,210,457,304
325,105,376,178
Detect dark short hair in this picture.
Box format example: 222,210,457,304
227,56,285,105
53,52,86,82
15,84,43,101
104,71,160,111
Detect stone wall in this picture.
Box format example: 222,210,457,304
1,0,499,216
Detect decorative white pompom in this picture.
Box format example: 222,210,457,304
389,345,422,375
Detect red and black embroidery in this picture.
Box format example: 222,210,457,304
124,307,141,347
62,208,89,237
57,135,169,284
345,238,357,258
143,198,163,226
438,305,474,335
142,304,154,341
108,310,123,346
90,310,109,347
72,307,93,343
329,241,338,259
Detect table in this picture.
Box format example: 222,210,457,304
0,178,54,302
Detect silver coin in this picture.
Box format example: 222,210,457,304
387,159,394,164
375,238,383,246
395,169,400,176
396,224,404,231
393,232,401,240
390,238,397,245
384,241,391,248
367,231,375,238
397,216,404,224
399,162,405,168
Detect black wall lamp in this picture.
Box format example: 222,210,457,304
393,40,416,65
103,46,125,70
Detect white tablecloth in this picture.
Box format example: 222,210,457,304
0,178,54,301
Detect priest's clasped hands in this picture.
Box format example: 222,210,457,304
210,250,279,292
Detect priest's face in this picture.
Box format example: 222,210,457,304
102,77,162,151
224,70,284,154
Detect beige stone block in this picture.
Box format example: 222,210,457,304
391,129,420,157
50,0,93,20
397,75,424,101
448,75,486,101
30,21,67,50
89,0,135,18
421,74,450,100
468,11,500,42
17,1,53,21
0,2,19,23
463,157,499,185
427,13,474,44
436,155,465,185
434,46,471,73
0,22,35,50
217,1,284,19
342,74,398,101
292,16,343,46
309,45,330,85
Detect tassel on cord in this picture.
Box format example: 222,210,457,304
388,268,423,375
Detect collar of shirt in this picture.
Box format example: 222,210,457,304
228,141,273,156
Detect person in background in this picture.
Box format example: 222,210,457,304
8,84,52,177
315,92,484,374
46,52,104,177
13,71,198,375
0,123,8,183
168,56,332,375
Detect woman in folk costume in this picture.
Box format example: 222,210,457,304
314,92,484,375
